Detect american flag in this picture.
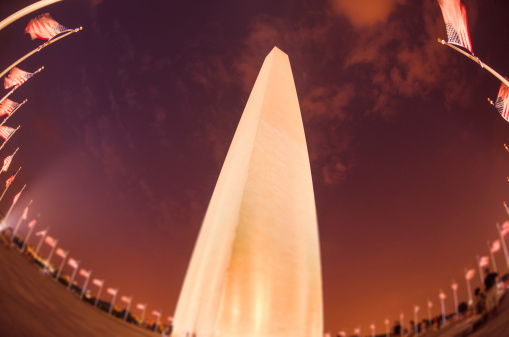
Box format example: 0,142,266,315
12,190,22,205
500,221,509,237
152,310,161,317
136,303,146,310
68,258,79,269
44,235,57,247
490,239,501,253
56,248,67,258
428,300,433,308
79,269,91,278
28,219,37,228
121,295,131,303
35,229,47,237
451,282,458,291
107,287,118,296
479,256,489,267
4,67,34,89
414,305,420,313
439,291,447,300
438,0,472,52
493,83,509,122
25,13,69,41
1,151,15,172
0,99,19,117
5,175,14,188
92,278,104,287
22,206,29,220
0,126,16,140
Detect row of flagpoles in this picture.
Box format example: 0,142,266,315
333,204,509,337
25,223,166,328
0,10,84,231
333,1,509,335
0,8,170,331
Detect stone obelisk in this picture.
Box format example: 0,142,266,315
173,47,322,337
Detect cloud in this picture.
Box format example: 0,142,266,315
330,0,407,28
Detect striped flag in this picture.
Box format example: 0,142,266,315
12,190,22,205
79,269,91,278
68,258,78,269
500,221,509,237
5,176,14,188
0,99,19,117
490,239,501,253
414,305,420,313
56,248,67,258
1,150,16,172
478,256,489,268
4,67,34,89
0,126,16,140
136,303,146,310
465,268,475,280
121,295,131,303
28,219,37,228
451,282,458,291
437,0,472,52
92,278,104,287
35,229,47,237
22,206,29,220
107,287,118,296
152,310,161,317
44,235,57,247
25,13,70,41
428,300,433,308
439,291,447,300
494,84,509,122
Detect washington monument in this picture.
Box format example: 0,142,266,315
173,47,323,337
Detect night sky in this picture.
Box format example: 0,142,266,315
1,0,509,334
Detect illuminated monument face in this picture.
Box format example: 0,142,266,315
173,47,323,337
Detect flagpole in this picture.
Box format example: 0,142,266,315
496,222,509,270
11,199,31,239
0,166,21,203
124,298,132,321
140,305,146,323
439,290,446,326
487,240,498,271
21,220,34,252
0,100,27,126
68,261,80,291
451,281,459,318
400,312,404,336
0,27,82,80
4,183,26,223
477,254,486,284
414,306,419,337
34,228,48,256
0,0,63,32
0,125,20,152
109,291,117,315
154,311,161,332
0,147,20,174
0,88,18,107
438,39,509,88
81,271,92,299
465,269,473,305
427,299,432,327
44,239,58,272
95,282,103,307
55,251,68,280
